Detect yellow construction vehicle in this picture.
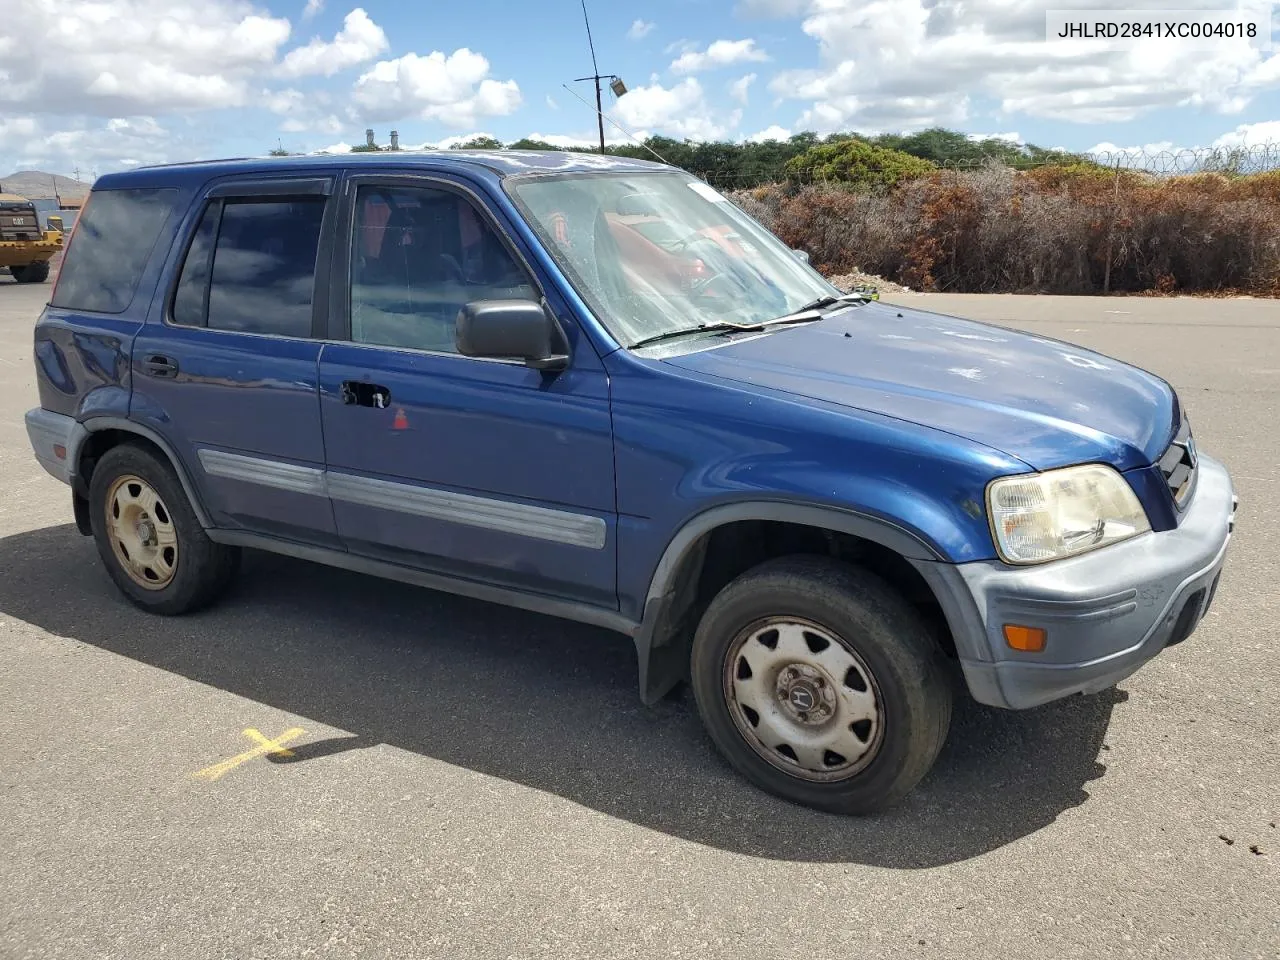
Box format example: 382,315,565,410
0,192,63,283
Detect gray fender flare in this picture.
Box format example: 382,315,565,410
75,417,214,529
631,501,945,704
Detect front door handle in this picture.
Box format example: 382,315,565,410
143,355,179,378
341,381,391,408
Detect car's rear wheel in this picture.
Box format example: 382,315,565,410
690,555,952,815
11,262,50,283
89,443,240,614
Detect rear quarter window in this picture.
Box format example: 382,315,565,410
51,188,179,314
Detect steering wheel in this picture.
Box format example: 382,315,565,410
689,270,740,299
669,232,722,255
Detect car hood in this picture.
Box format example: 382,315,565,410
662,302,1177,471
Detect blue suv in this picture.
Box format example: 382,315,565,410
25,152,1237,813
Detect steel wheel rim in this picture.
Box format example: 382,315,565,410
723,617,885,783
105,475,179,590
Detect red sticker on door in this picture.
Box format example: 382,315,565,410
393,408,409,430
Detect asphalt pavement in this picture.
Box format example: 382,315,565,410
1,276,1276,959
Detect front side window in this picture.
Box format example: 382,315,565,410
507,173,836,347
171,197,325,337
349,184,537,353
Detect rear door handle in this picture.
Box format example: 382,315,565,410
143,355,179,378
340,381,391,408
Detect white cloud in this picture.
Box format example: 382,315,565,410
302,0,323,19
546,95,560,110
1213,120,1280,148
351,49,522,127
1081,123,1280,168
0,117,40,142
746,124,792,143
0,0,291,115
613,78,740,141
1082,139,1188,168
730,74,756,104
769,0,1280,132
281,114,343,134
432,132,498,149
736,0,805,15
671,39,769,75
263,88,306,115
968,131,1023,145
1,115,184,175
278,8,389,79
628,19,655,41
1087,140,1177,155
513,131,642,149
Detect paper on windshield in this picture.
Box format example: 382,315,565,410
687,182,729,203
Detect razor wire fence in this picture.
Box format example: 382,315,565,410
696,142,1280,190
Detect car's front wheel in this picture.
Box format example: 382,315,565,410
690,556,952,815
88,443,240,615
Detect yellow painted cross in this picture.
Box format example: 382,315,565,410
193,727,305,782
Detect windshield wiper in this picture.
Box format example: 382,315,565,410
629,322,764,349
788,292,874,315
629,312,829,349
753,293,873,328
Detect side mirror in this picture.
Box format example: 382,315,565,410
456,299,569,371
792,248,811,263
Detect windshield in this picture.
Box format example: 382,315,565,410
506,172,838,347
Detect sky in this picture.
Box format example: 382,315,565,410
1,0,1279,179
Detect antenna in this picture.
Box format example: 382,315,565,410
573,0,627,154
581,0,599,78
560,83,669,165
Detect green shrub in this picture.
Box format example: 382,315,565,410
783,139,937,190
451,136,504,150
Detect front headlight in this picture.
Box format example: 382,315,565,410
987,464,1151,565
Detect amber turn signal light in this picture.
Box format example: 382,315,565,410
1003,624,1047,653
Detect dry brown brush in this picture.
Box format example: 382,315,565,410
733,165,1280,296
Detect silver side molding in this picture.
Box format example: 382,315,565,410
196,447,608,550
326,471,607,549
197,449,328,497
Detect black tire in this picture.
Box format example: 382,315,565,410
11,262,50,283
690,556,952,815
88,443,240,615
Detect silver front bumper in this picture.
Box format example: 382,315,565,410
916,454,1237,709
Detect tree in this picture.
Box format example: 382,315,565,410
868,127,1086,171
507,138,558,151
452,136,504,150
784,139,936,189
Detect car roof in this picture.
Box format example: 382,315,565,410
92,150,673,191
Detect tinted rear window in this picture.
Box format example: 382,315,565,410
51,188,179,314
205,198,325,337
171,203,218,327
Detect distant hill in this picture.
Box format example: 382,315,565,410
0,170,91,201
